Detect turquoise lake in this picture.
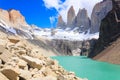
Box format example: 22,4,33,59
52,56,120,80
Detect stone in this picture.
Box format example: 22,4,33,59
8,36,20,44
0,49,13,63
10,57,27,69
0,45,5,54
19,69,32,80
1,67,20,80
0,72,9,80
22,55,46,69
0,39,8,47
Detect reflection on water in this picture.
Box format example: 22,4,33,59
52,56,120,80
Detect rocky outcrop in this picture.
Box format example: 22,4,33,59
0,9,9,22
89,0,120,64
90,0,112,33
57,15,66,29
74,8,90,32
0,9,29,29
9,9,29,29
67,6,75,27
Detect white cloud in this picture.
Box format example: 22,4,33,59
49,16,56,24
43,0,103,23
43,0,62,10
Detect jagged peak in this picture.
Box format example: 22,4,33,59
68,5,75,13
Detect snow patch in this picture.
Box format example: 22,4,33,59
33,27,99,41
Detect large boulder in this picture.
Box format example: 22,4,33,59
0,49,13,63
22,56,46,69
1,67,20,80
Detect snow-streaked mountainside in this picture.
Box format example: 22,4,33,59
0,18,99,41
33,27,99,41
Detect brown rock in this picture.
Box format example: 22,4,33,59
8,36,20,44
0,72,9,80
1,67,20,80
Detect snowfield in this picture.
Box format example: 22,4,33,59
33,28,99,41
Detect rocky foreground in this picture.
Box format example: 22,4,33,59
0,35,85,80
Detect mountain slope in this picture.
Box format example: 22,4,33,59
93,37,120,64
89,0,120,64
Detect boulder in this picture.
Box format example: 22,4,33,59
0,49,13,63
22,55,46,69
8,36,20,44
0,72,9,80
1,67,20,80
19,69,32,80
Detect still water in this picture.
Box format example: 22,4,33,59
52,56,120,80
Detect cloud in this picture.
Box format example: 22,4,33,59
43,0,103,23
49,16,56,26
43,0,62,10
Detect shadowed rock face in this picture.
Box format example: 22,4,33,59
89,0,120,60
90,0,112,33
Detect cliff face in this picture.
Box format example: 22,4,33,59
89,0,120,64
57,15,66,29
67,6,75,27
74,8,90,32
90,0,112,33
0,9,29,29
50,39,90,56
